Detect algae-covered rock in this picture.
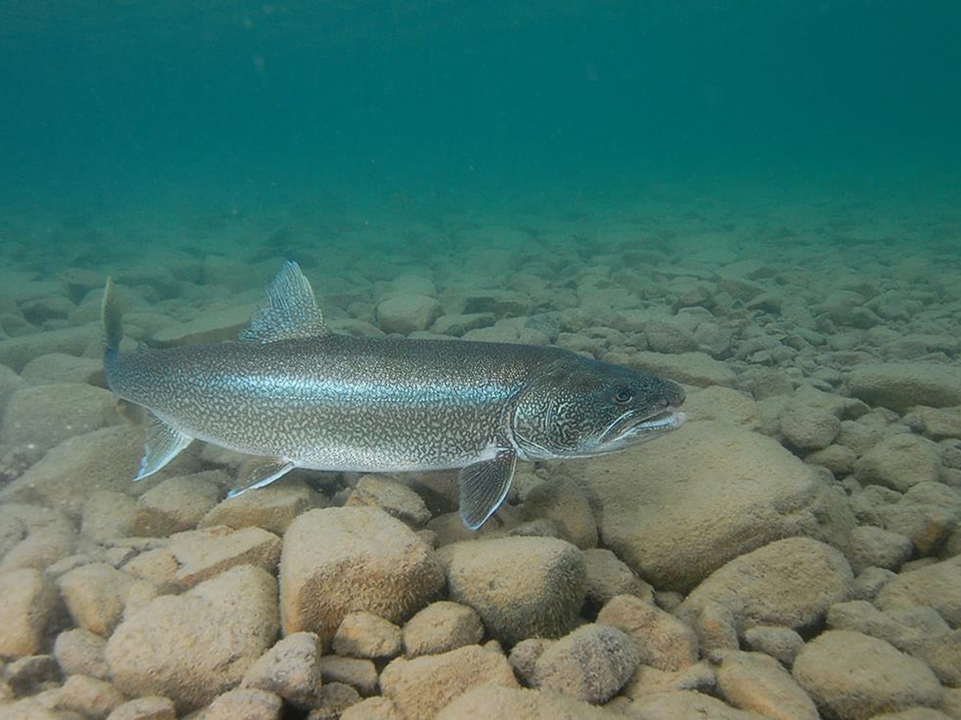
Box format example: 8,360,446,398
792,630,943,720
106,565,279,712
380,645,518,720
565,421,834,592
280,508,444,647
532,624,638,704
437,536,585,645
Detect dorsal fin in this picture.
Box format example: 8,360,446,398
239,261,330,343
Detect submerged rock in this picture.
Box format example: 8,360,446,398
106,565,279,712
280,507,444,647
437,536,585,645
0,568,58,658
847,363,961,412
565,421,840,592
677,538,853,632
532,624,638,704
792,630,942,720
380,645,518,720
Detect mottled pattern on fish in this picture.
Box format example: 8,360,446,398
107,334,567,471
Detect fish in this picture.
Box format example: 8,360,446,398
102,261,687,529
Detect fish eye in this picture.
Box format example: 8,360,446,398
613,388,634,404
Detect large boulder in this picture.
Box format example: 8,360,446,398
875,556,961,627
279,508,444,648
106,565,279,712
380,645,518,720
0,382,118,465
0,568,58,658
437,537,585,645
792,630,943,720
677,538,853,633
564,421,843,592
847,363,961,412
0,426,151,517
436,686,612,719
376,294,443,335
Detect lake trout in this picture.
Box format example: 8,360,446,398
102,261,687,529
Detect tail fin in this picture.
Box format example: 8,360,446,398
101,276,123,354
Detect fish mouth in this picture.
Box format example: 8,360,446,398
599,406,687,446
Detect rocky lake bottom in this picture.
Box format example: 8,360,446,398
0,191,960,720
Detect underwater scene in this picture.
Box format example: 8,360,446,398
1,1,961,719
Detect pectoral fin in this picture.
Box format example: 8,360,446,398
458,446,517,530
136,414,193,481
227,456,295,498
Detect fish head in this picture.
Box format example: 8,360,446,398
511,354,686,460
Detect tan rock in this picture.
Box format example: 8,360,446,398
0,325,96,373
307,681,361,720
855,434,943,493
532,624,638,703
875,556,961,626
622,662,716,699
106,696,177,720
169,526,281,587
437,536,585,645
106,565,279,712
243,632,322,708
121,548,179,588
81,491,138,543
915,629,961,687
564,421,839,592
716,650,818,720
0,382,117,465
318,656,378,696
380,645,518,720
332,611,402,659
202,687,282,720
519,477,597,549
435,686,612,719
376,294,443,334
54,675,125,719
346,474,431,526
847,363,961,412
826,600,949,654
742,625,805,668
0,527,75,573
628,351,738,387
677,538,853,632
340,697,401,720
597,595,698,671
151,303,259,347
846,525,914,573
0,426,147,517
21,352,106,386
280,508,443,647
581,548,654,611
508,638,553,686
54,629,110,680
403,601,484,658
0,568,57,658
629,690,767,720
199,481,319,535
134,471,224,537
793,630,943,720
682,386,761,429
57,563,135,636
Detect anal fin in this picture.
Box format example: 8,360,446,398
136,414,193,481
227,456,295,498
458,446,517,530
